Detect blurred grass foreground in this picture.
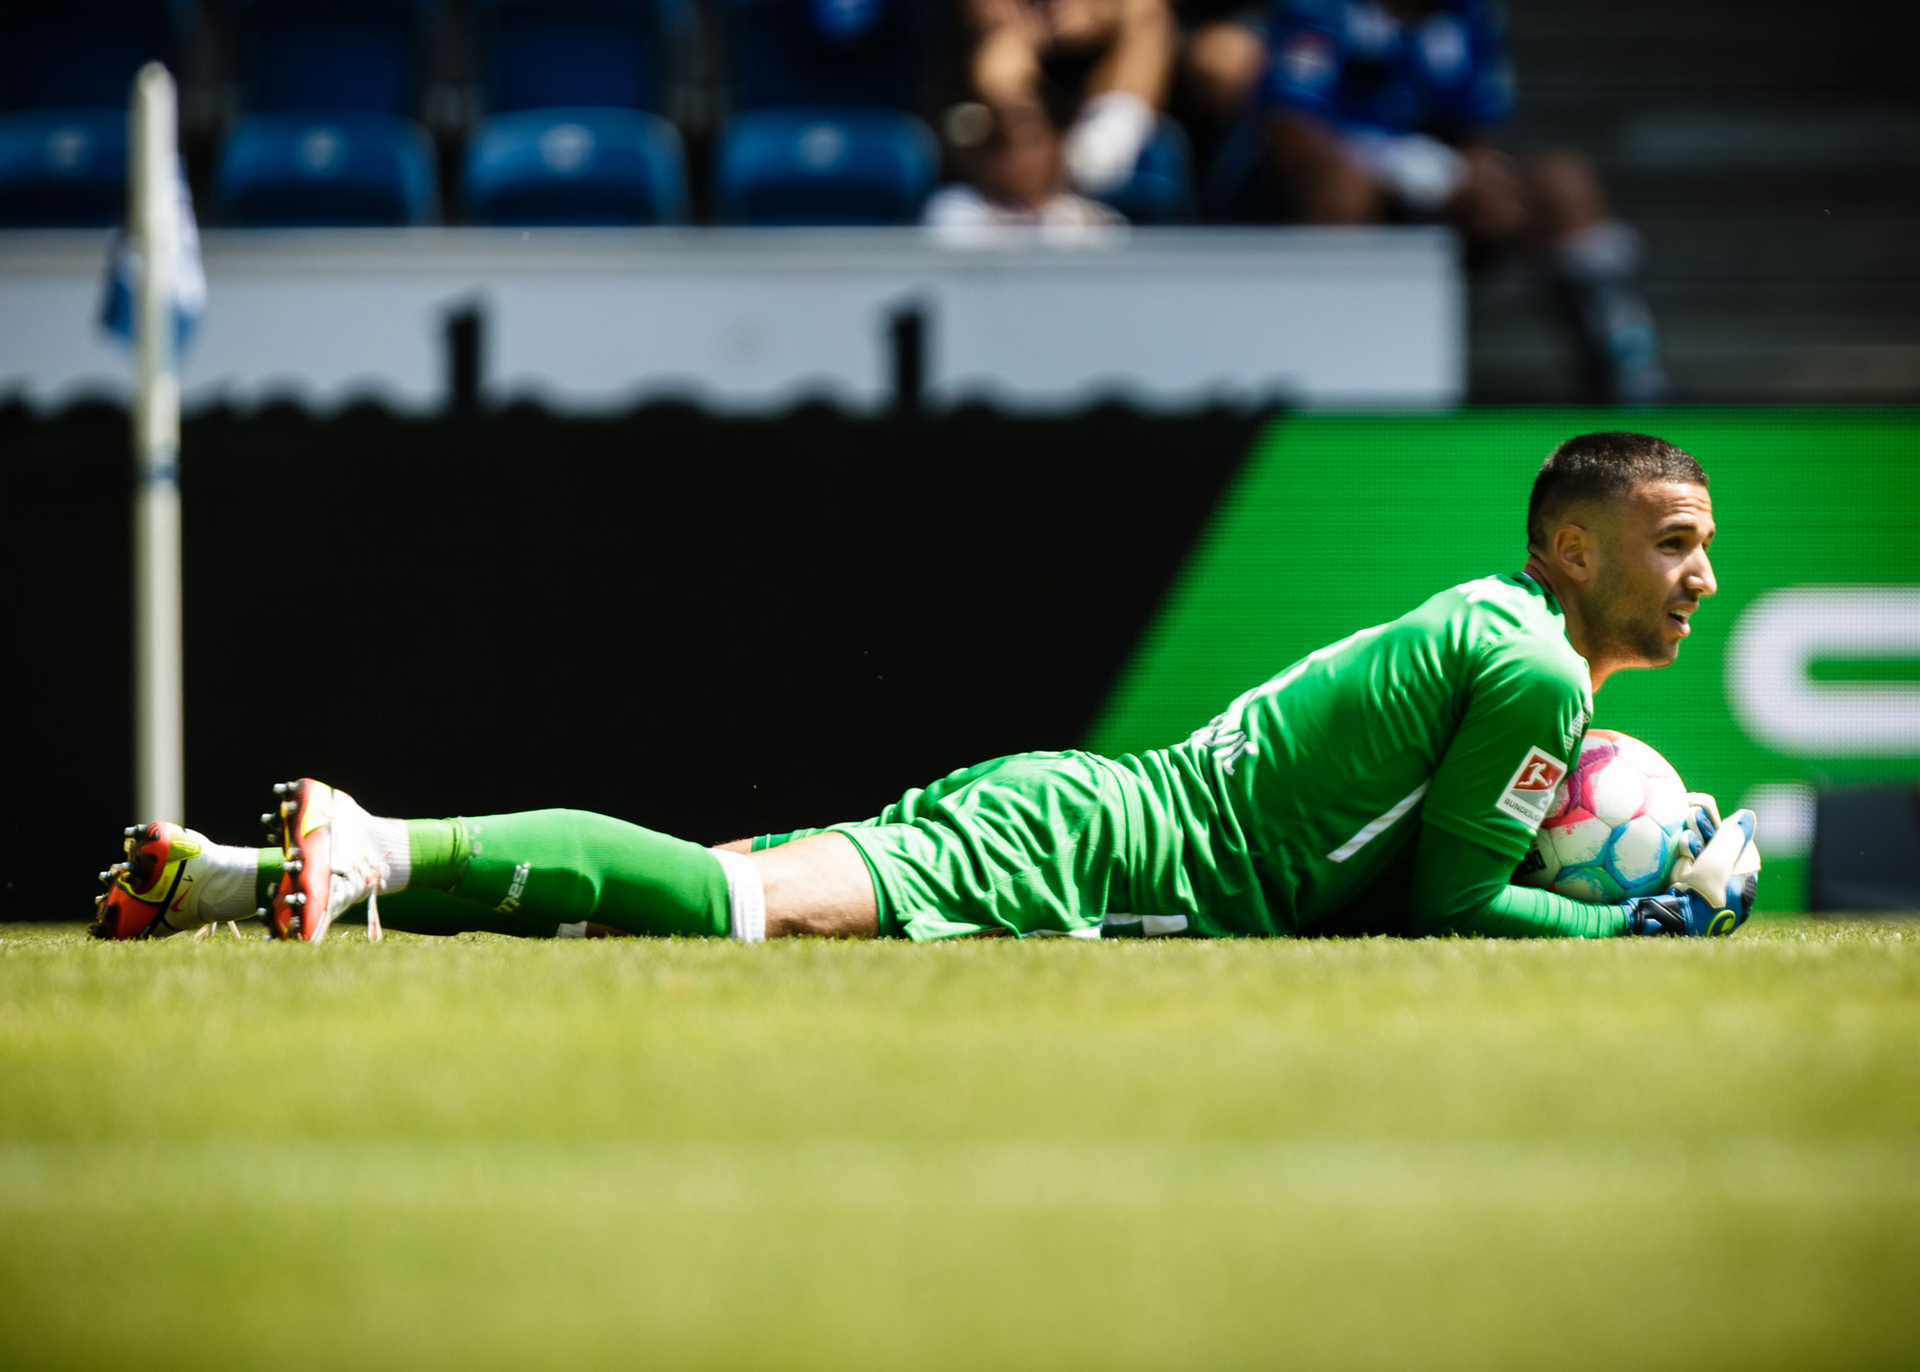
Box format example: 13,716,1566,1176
3,922,1917,1369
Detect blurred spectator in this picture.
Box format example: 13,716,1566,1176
962,0,1175,199
1258,0,1667,403
926,97,1124,242
1176,0,1273,134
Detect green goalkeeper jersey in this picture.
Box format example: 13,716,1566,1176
1120,572,1594,937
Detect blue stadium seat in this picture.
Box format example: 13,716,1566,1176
723,0,921,112
230,0,433,115
0,110,129,226
464,107,688,225
476,0,687,115
1102,119,1196,225
714,107,935,225
0,1,179,111
0,2,185,227
215,112,437,226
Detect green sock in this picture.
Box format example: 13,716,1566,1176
373,888,561,939
432,809,731,938
406,818,470,890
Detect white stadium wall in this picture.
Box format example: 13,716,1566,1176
0,227,1462,415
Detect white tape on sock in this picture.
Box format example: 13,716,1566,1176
366,815,411,891
711,848,767,944
162,839,256,929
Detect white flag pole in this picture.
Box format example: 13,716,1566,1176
130,63,184,823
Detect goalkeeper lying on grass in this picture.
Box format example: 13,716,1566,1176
93,432,1759,946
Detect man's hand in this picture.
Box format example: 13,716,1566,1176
1685,791,1722,827
1622,806,1761,936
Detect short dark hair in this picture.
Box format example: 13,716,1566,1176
1526,432,1707,551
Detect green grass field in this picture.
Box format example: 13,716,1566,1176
3,920,1917,1370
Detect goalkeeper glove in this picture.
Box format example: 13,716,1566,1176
1622,805,1761,936
1685,791,1722,826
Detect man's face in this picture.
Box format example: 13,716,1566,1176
1584,480,1718,668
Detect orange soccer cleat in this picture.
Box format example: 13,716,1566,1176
264,779,398,942
90,821,212,939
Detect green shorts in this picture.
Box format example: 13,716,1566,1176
758,750,1215,941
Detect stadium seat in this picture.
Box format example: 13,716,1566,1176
1102,118,1196,225
215,112,437,226
0,2,184,227
476,0,687,115
230,0,433,115
0,109,129,227
714,107,936,225
723,0,922,112
464,107,689,225
0,0,179,111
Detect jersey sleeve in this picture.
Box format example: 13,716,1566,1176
1408,821,1628,939
1421,618,1588,860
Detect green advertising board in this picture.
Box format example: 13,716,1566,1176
1088,411,1920,913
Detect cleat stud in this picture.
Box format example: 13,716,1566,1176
261,812,276,827
256,907,270,919
124,826,138,837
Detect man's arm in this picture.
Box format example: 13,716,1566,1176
1406,810,1762,939
1406,818,1628,939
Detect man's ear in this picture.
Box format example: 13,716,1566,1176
1552,521,1596,584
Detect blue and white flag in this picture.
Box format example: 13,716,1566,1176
100,158,207,355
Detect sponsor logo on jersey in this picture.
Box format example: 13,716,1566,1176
495,861,532,915
1496,745,1568,825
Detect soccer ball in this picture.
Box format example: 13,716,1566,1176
1512,729,1690,902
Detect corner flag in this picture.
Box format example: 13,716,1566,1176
113,63,198,826
100,152,205,353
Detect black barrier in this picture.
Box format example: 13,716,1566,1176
3,403,1263,920
1811,786,1920,914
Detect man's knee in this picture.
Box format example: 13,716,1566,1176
753,832,880,939
1301,155,1384,224
1451,146,1527,241
1524,150,1607,235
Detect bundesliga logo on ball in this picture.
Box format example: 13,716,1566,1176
1513,730,1691,902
